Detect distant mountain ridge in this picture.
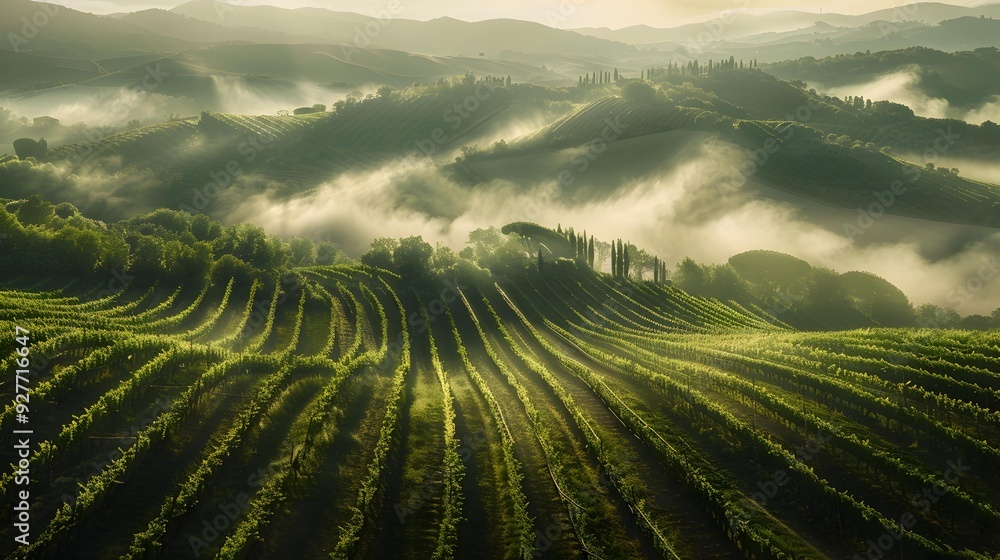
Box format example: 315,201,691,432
167,0,638,57
573,2,1000,45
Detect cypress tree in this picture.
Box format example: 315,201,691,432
613,240,622,278
616,239,624,278
623,242,630,279
618,239,625,278
588,236,595,269
613,240,618,277
654,257,659,283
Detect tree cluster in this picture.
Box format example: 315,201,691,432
642,58,758,80
564,227,595,269
671,252,927,330
480,75,512,87
578,68,620,87
0,197,344,288
610,239,630,279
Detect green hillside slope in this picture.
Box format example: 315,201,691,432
1,204,998,559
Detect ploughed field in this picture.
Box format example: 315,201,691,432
1,266,998,559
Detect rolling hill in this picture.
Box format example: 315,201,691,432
0,203,999,559
181,43,561,86
767,46,1000,109
574,3,1000,64
450,75,1000,228
6,70,1000,249
113,8,334,45
0,0,192,57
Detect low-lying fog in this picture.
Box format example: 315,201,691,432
5,81,999,316
2,78,347,130
224,141,1000,315
812,71,1000,125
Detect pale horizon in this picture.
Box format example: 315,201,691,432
47,0,1000,30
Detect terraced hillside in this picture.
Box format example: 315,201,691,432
2,262,999,559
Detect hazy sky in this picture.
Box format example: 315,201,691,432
59,0,992,28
